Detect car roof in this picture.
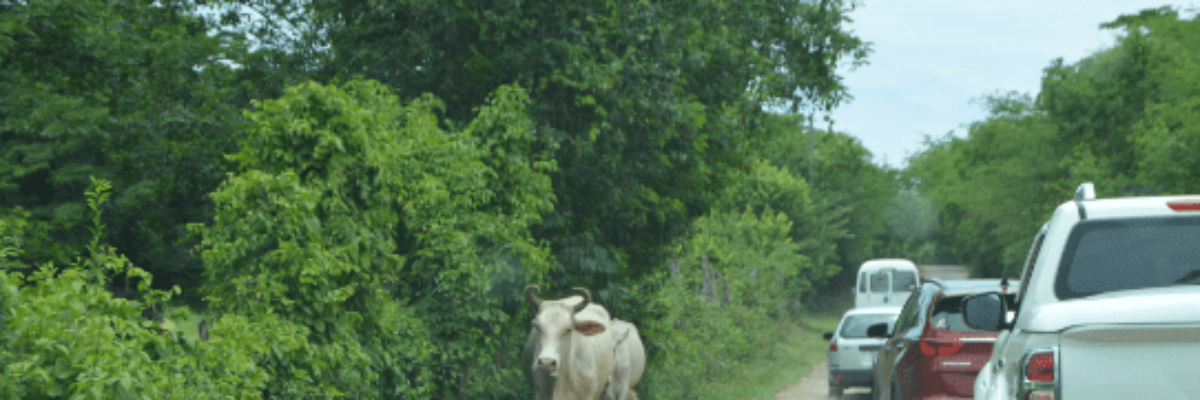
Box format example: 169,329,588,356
844,306,903,316
860,259,917,268
923,279,1014,297
1071,195,1200,220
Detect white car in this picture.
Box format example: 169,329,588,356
824,306,902,397
963,182,1200,400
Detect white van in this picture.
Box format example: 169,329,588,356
853,259,920,308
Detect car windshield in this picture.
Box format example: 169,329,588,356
1055,216,1200,300
839,314,898,338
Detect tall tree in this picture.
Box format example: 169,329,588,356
304,0,870,296
0,0,280,290
191,79,556,398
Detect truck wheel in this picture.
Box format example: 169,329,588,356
829,382,843,398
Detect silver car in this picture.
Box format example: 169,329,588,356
823,306,902,397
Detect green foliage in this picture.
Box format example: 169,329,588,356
0,178,293,399
191,79,555,398
906,7,1200,276
685,209,810,314
0,0,288,291
636,274,782,399
717,159,844,293
635,151,847,397
755,114,897,269
300,0,870,298
2,0,881,396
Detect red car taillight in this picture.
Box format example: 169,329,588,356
1022,350,1056,400
918,340,963,356
1025,352,1054,382
829,339,838,352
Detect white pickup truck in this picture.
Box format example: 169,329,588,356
963,182,1200,400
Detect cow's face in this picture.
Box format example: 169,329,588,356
527,287,607,377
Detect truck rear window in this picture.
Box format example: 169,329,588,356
1055,216,1200,300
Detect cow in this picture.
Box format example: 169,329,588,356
522,285,616,400
603,319,645,400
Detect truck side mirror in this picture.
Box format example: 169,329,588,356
823,332,834,340
963,292,1008,331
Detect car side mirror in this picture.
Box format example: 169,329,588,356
866,322,890,338
823,332,834,340
963,292,1008,331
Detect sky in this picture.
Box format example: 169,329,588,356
829,1,1198,168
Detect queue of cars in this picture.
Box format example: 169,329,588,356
830,182,1200,399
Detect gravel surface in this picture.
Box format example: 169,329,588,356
774,357,871,400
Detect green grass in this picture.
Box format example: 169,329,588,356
706,293,851,400
164,302,209,340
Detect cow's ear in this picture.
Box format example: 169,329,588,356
574,321,607,336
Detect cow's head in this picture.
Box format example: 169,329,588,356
526,285,608,376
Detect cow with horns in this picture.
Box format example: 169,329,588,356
522,285,616,400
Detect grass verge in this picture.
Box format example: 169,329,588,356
164,301,208,340
705,293,851,400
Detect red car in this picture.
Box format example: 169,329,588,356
866,279,1017,400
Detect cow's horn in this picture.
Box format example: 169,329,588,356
572,287,591,313
525,284,542,308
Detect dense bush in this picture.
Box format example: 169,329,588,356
0,178,299,399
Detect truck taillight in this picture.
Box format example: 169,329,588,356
1021,350,1056,400
1025,352,1054,382
1168,200,1200,211
829,339,837,352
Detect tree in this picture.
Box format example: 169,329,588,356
754,113,896,284
1,178,293,399
190,79,555,398
302,0,870,295
0,0,284,291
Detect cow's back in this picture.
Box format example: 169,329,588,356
606,320,645,400
625,323,644,387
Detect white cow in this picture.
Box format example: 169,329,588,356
523,285,616,400
604,319,645,400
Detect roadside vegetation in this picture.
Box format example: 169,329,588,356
906,7,1200,277
2,0,1193,398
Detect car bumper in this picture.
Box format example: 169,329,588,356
828,367,874,387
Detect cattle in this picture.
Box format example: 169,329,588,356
522,285,616,400
604,319,645,400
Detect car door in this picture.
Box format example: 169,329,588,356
892,290,933,400
892,284,926,396
876,286,925,399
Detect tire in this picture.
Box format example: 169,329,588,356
892,382,902,400
870,382,880,400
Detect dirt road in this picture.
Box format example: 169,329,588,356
774,357,871,400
